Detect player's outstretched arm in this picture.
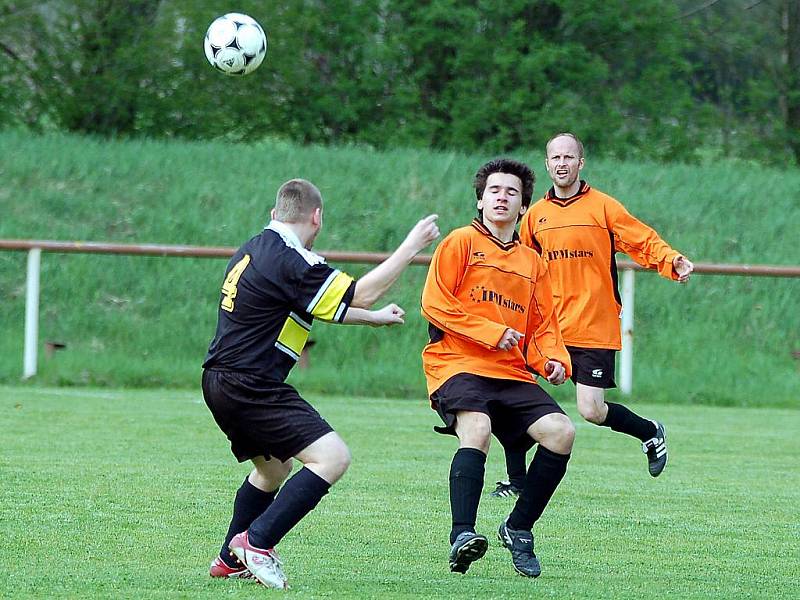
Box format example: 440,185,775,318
341,304,406,327
350,215,440,308
608,199,686,280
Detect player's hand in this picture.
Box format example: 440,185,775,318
370,303,405,326
544,360,567,385
497,328,523,351
673,255,694,283
403,214,440,254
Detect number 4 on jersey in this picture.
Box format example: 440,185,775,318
221,254,251,312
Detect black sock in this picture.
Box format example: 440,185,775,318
505,447,527,489
507,446,569,532
602,402,657,442
449,447,486,544
220,477,277,567
247,467,330,550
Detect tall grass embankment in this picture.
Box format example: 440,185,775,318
0,130,798,406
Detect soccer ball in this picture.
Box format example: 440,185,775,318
204,13,267,76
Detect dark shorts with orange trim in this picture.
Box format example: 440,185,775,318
430,373,565,451
202,369,333,463
566,346,617,388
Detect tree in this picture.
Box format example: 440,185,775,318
0,0,796,163
785,0,800,160
679,0,796,163
0,1,163,134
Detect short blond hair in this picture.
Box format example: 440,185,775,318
274,179,323,223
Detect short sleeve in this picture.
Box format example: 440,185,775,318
295,263,356,323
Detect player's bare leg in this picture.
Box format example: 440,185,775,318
251,455,294,490
575,383,608,424
576,383,667,476
295,431,352,484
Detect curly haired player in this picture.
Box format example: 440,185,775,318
421,159,573,578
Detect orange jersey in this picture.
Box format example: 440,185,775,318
519,182,682,350
421,219,571,396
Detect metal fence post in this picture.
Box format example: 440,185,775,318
620,268,635,395
23,248,41,379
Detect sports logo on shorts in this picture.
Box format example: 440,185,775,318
591,369,603,378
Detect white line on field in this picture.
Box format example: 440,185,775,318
14,388,123,401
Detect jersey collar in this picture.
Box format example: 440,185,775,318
266,220,304,247
470,218,519,251
545,180,591,207
266,220,326,265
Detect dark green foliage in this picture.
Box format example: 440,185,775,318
0,0,798,161
680,0,793,162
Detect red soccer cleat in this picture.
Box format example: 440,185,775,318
209,555,255,580
228,531,288,590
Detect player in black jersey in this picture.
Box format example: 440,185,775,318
203,178,439,588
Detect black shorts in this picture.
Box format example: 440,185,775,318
201,369,333,463
430,373,565,451
566,346,617,388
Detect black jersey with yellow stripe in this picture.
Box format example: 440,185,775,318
203,220,355,382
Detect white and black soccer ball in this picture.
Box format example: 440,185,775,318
204,13,267,76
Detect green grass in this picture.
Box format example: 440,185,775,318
0,130,798,405
1,385,798,599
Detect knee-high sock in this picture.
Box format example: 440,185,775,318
505,446,527,489
247,467,330,550
449,447,486,544
220,477,277,567
507,446,570,532
602,402,657,442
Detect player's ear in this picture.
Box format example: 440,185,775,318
578,157,585,170
270,208,276,220
311,207,322,227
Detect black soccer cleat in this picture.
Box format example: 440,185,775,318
642,420,668,477
498,519,541,578
448,531,488,574
490,480,522,498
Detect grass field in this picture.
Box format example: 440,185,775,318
1,385,798,599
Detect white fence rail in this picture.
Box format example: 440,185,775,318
2,239,799,392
